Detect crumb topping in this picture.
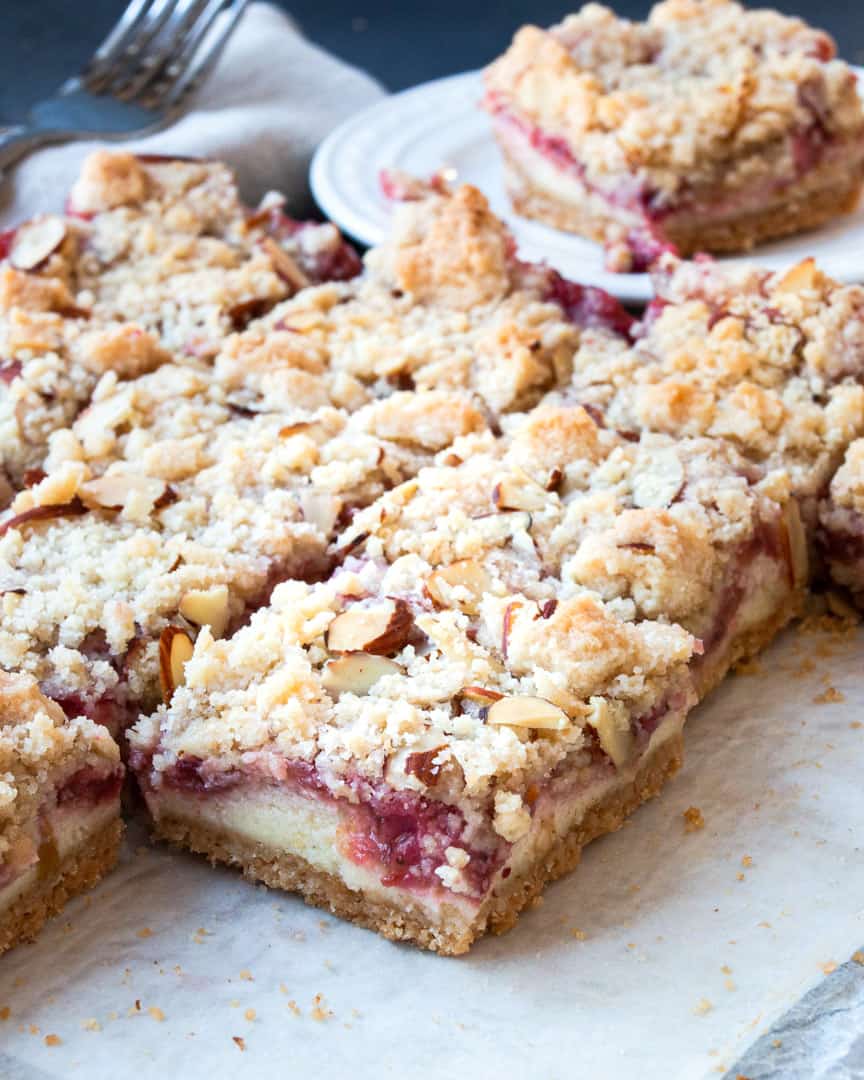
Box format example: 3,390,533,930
130,410,791,819
558,255,864,505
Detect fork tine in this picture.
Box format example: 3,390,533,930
77,0,154,91
160,0,249,115
134,0,229,108
113,0,212,103
85,0,183,96
82,0,168,94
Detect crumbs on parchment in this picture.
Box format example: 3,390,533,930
310,993,332,1022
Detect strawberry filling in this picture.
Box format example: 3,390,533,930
134,750,506,901
57,766,124,808
487,94,861,268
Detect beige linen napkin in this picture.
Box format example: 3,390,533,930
0,2,385,227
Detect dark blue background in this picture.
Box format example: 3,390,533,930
2,0,862,123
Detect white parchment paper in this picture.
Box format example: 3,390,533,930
1,619,862,1080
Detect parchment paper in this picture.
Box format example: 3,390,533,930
1,618,863,1080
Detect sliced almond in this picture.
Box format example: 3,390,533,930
299,490,341,535
0,498,88,538
159,627,194,703
773,257,818,295
486,695,570,731
10,217,67,271
587,697,633,768
261,237,309,292
780,500,808,589
322,653,400,696
631,449,685,509
79,473,167,514
279,420,314,439
404,745,447,787
460,686,504,706
180,585,230,639
426,560,491,613
501,600,521,660
492,472,548,512
326,598,413,656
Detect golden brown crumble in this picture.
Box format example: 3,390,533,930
557,255,864,508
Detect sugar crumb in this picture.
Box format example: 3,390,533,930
821,961,838,975
852,951,864,965
44,1034,61,1047
693,998,713,1016
232,1036,246,1051
239,969,254,982
136,927,153,939
683,806,705,832
82,1018,101,1031
310,993,332,1022
244,1009,256,1022
813,686,845,704
148,1007,165,1022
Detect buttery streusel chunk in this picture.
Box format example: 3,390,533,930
0,672,122,955
557,254,864,523
130,406,804,952
483,0,864,269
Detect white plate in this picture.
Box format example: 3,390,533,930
311,68,864,304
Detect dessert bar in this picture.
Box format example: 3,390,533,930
130,413,805,953
0,151,360,490
483,0,864,270
0,672,122,956
558,254,864,531
818,439,864,605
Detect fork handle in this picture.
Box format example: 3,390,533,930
0,126,50,174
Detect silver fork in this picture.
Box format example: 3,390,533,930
0,0,249,177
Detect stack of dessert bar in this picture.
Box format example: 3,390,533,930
0,127,862,953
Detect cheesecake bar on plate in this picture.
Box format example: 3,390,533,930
559,254,864,533
130,408,805,954
483,0,864,270
0,672,122,956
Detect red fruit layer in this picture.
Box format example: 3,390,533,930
134,750,506,901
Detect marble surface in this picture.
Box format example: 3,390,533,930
724,952,864,1079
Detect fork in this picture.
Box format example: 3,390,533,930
0,0,249,177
